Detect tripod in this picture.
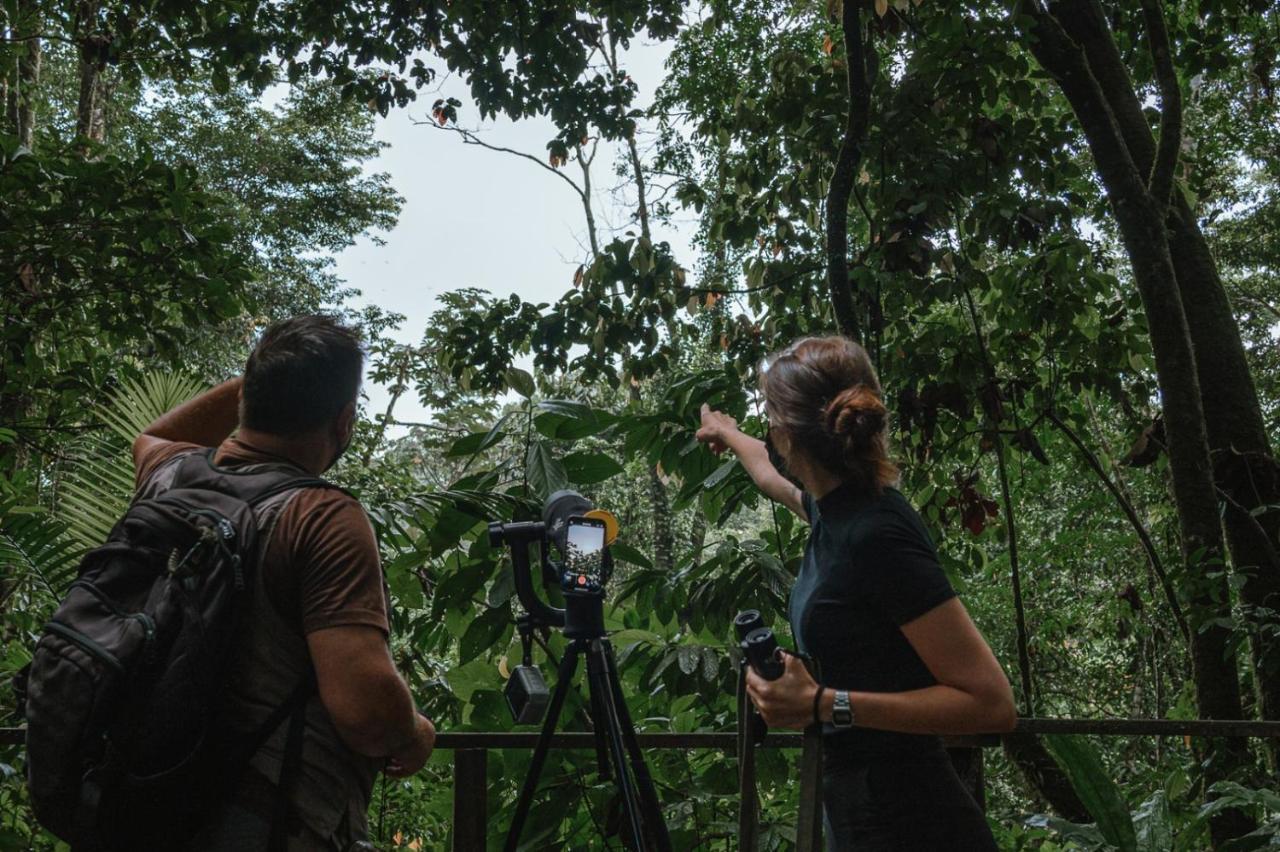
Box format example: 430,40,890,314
504,613,671,852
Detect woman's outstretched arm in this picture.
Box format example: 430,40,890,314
696,404,806,520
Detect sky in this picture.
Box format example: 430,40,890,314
330,40,697,432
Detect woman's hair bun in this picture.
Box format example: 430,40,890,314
824,385,887,447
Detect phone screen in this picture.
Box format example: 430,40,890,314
564,518,606,589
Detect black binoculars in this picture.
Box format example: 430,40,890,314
734,609,784,681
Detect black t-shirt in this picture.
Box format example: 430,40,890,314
787,484,956,755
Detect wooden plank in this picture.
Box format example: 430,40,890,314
453,749,487,852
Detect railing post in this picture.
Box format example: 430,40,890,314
453,748,488,851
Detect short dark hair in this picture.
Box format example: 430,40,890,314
241,315,364,435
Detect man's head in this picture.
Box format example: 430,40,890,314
241,315,364,470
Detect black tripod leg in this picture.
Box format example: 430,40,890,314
600,640,673,852
505,641,582,852
586,640,647,850
586,663,612,781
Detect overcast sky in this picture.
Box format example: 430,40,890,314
331,40,696,430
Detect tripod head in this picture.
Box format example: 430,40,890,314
488,490,618,638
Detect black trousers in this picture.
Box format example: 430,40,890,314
822,747,997,851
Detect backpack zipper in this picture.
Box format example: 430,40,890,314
69,580,158,661
45,622,125,673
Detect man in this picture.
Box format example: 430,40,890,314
132,315,435,850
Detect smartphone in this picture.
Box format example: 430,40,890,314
563,516,607,591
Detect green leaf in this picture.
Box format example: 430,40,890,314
702,458,739,491
211,65,231,95
561,451,624,484
533,399,616,439
525,439,567,500
1133,790,1172,852
609,541,653,570
1044,734,1137,852
504,367,535,398
459,605,511,666
446,424,509,458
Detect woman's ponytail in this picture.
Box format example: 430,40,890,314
824,385,887,453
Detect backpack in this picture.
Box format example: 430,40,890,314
22,448,338,850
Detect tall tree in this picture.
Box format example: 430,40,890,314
1015,1,1252,842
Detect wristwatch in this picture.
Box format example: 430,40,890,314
831,690,855,729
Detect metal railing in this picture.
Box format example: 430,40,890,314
4,720,1280,850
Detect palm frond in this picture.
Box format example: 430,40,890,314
0,493,84,605
59,443,136,547
58,372,207,547
96,373,208,445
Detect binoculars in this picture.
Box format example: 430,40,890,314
734,609,784,681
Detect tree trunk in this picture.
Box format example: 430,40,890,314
1020,6,1252,844
74,0,101,141
0,6,9,133
16,33,39,148
88,69,112,142
1054,0,1280,734
825,0,870,342
11,0,39,148
648,467,675,573
75,56,98,140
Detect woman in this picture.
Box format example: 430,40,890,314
697,336,1015,851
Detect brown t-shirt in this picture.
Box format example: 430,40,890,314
135,436,388,846
135,437,389,637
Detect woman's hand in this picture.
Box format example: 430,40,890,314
745,652,821,730
696,404,739,455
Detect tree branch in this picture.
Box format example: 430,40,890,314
1140,0,1182,214
1045,409,1190,643
690,263,824,295
415,121,587,202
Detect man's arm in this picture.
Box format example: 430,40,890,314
308,625,434,771
132,377,242,470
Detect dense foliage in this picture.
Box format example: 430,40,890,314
3,0,1280,849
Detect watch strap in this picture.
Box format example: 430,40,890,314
832,690,854,728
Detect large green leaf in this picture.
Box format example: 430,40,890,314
533,399,616,439
561,451,624,485
1044,734,1137,852
1133,790,1172,852
458,604,511,665
525,439,567,500
445,413,510,458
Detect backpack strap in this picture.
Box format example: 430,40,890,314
259,671,316,852
168,449,340,845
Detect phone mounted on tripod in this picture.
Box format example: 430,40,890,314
488,490,671,852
